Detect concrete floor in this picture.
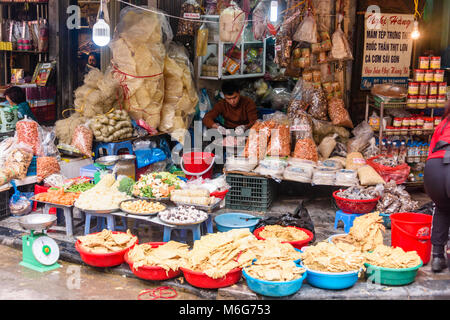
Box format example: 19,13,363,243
1,185,449,300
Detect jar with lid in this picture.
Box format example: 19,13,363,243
423,118,434,131
424,70,434,82
414,69,425,82
419,82,429,95
385,126,395,135
434,116,442,127
437,95,447,108
438,82,447,95
417,96,427,109
393,117,403,127
416,117,425,127
434,70,445,82
408,82,419,95
419,56,430,69
402,117,410,127
400,127,408,136
407,95,418,108
427,95,437,108
415,126,423,135
409,117,417,127
429,82,438,95
430,56,441,69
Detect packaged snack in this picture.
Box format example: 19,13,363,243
328,97,354,128
71,124,93,158
37,156,61,182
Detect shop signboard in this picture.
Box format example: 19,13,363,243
361,13,414,90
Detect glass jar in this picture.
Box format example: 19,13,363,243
409,117,417,127
115,156,136,180
437,95,447,108
423,118,434,130
434,70,445,82
434,116,442,127
424,70,434,82
438,82,447,95
385,126,395,136
427,95,437,108
407,95,418,108
414,69,425,82
429,82,438,95
402,117,410,127
430,56,441,69
400,127,408,136
415,127,423,135
417,96,427,109
419,56,430,69
393,117,403,127
416,117,425,127
408,82,419,95
419,82,429,95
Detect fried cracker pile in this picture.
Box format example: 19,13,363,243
245,260,305,282
334,212,385,252
238,238,302,266
259,225,310,242
127,241,189,273
77,229,137,254
299,242,366,273
182,229,259,279
365,245,422,269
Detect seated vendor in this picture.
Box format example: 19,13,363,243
202,81,258,135
4,86,37,121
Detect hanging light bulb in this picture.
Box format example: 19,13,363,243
411,20,420,40
270,1,278,23
92,1,110,47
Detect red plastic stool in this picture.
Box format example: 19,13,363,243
33,185,56,214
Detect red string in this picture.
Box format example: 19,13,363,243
137,286,178,300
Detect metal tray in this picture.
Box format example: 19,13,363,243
31,198,74,208
119,199,167,216
136,196,170,202
157,213,209,226
58,148,85,158
74,206,120,214
19,214,57,231
171,197,222,211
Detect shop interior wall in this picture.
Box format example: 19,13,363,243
350,0,450,124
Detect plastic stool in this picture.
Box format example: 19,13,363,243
94,141,134,158
97,215,128,232
163,224,202,243
179,215,213,240
84,212,116,235
334,210,365,233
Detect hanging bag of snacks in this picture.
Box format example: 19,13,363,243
71,124,94,158
177,0,203,37
252,0,269,40
219,1,245,43
293,9,318,44
328,97,354,128
196,24,209,57
15,117,44,156
329,15,353,61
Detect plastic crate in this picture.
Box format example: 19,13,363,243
0,190,10,220
225,174,276,212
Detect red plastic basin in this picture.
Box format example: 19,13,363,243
75,231,138,267
253,226,314,250
333,190,380,214
180,267,242,289
124,242,182,280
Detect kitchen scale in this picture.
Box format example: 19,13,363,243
18,214,61,272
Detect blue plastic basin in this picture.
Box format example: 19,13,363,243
302,263,360,290
214,213,260,232
243,262,307,297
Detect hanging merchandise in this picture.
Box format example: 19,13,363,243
177,0,203,37
109,6,173,131
293,9,318,44
329,15,353,61
328,97,354,128
196,24,209,57
71,124,94,158
252,0,269,40
38,18,49,52
159,43,199,145
219,2,246,43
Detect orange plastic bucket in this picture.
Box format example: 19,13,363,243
181,152,215,180
390,212,432,264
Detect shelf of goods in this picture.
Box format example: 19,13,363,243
197,15,266,80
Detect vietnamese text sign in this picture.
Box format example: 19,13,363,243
361,13,414,90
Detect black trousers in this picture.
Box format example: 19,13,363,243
424,158,450,253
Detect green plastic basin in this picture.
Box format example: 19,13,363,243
364,260,423,286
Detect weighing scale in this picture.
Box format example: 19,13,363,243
18,214,61,272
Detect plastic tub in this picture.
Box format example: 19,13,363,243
242,263,307,297
180,267,242,289
301,262,360,290
124,242,181,280
364,261,423,286
332,190,380,214
75,232,138,267
253,226,314,250
214,212,260,232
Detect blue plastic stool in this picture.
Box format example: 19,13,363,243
334,210,365,233
163,215,213,243
94,140,134,158
84,212,127,235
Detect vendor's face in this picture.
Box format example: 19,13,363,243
88,55,97,66
5,96,14,106
224,92,240,107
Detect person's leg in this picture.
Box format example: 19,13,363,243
424,158,450,271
